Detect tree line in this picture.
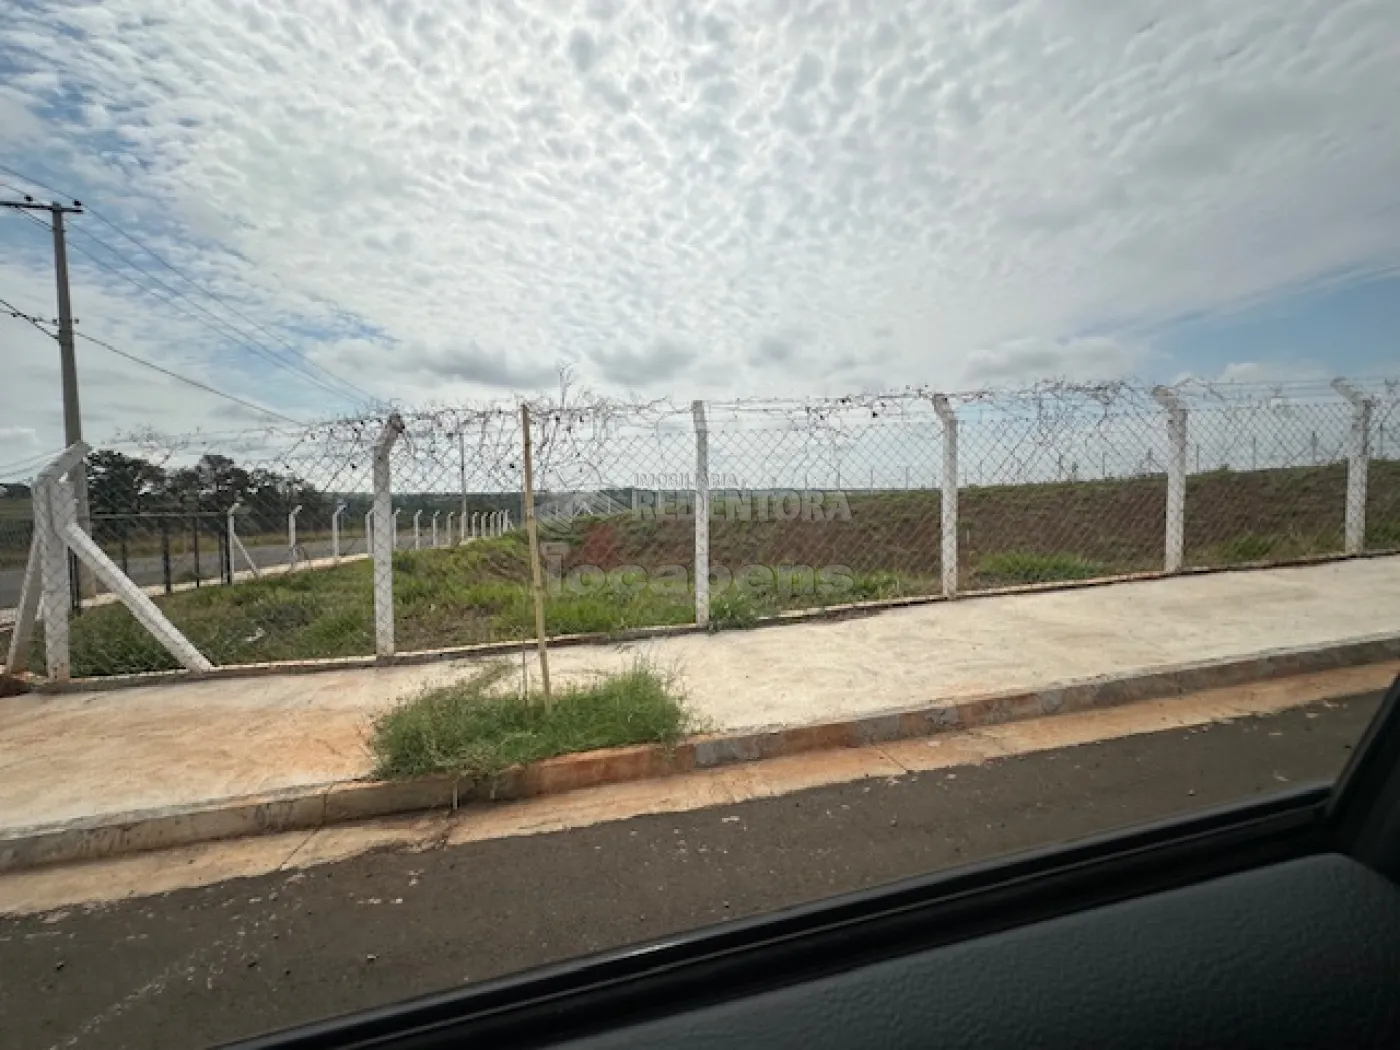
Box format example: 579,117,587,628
87,450,332,533
85,450,526,537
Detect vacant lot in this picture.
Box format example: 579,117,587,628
25,461,1400,677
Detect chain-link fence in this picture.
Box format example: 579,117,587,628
706,398,944,614
1182,393,1351,566
955,386,1170,589
6,378,1398,683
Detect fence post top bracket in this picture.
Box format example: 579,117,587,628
374,412,406,453
34,441,91,485
1151,385,1184,411
931,394,955,421
1332,377,1371,406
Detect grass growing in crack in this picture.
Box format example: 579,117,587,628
368,660,693,781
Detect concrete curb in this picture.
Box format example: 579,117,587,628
3,633,1398,874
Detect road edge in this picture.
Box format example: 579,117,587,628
4,633,1398,873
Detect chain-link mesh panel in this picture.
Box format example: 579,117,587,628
537,409,697,637
1182,393,1350,567
0,513,32,633
1366,385,1400,551
48,424,379,677
956,387,1169,589
382,408,525,651
706,399,944,615
383,404,697,647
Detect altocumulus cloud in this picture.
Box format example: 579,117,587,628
0,0,1399,451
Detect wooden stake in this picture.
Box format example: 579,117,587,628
520,403,552,706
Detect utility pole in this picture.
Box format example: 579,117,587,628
3,195,90,600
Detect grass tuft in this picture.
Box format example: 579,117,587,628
975,550,1105,585
368,661,693,781
1210,532,1277,564
707,590,773,631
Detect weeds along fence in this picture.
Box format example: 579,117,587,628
4,377,1398,684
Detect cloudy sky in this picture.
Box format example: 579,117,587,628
3,0,1400,469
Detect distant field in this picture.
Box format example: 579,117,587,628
0,496,31,520
25,460,1400,678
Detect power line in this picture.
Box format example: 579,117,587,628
0,293,56,338
0,447,65,477
68,220,379,406
77,207,378,403
0,161,381,406
60,231,364,405
7,206,51,233
66,226,375,406
0,162,68,201
72,331,304,426
3,289,303,426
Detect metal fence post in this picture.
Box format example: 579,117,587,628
1152,387,1188,573
431,510,440,547
287,504,302,568
221,512,232,585
446,511,455,545
933,395,959,598
692,400,710,628
1333,378,1372,554
332,501,346,564
372,414,405,659
227,501,259,578
161,517,173,594
192,514,201,588
413,508,423,550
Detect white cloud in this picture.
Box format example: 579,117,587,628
0,426,39,449
964,335,1150,386
1171,360,1333,386
1217,361,1331,384
0,91,43,145
1,0,1399,449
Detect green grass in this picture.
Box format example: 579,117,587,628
1209,533,1278,564
52,535,696,677
368,661,693,781
708,590,773,631
1367,521,1400,550
974,551,1106,586
1201,529,1342,567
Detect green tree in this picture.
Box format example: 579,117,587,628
86,451,167,515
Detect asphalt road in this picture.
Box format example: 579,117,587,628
0,693,1379,1050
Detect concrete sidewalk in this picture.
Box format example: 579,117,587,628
2,558,1398,836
